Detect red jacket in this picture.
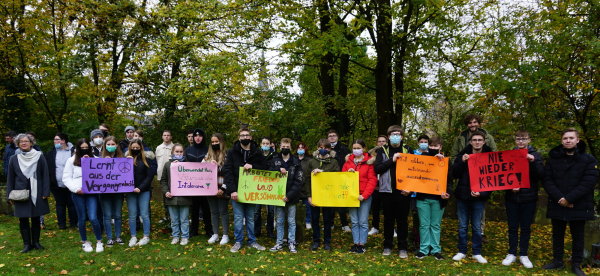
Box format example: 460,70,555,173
342,152,377,200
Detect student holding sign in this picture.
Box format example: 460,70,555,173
255,137,276,239
98,136,126,247
306,139,340,251
269,138,303,253
223,128,267,253
125,139,154,247
185,128,213,239
203,133,230,245
542,128,598,276
500,130,543,268
63,139,104,253
160,144,193,246
342,139,377,254
451,131,493,264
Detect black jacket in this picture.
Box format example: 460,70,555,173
223,140,267,195
544,142,598,221
332,142,350,172
270,153,303,205
374,143,412,192
119,139,130,153
185,128,208,162
452,144,493,201
44,147,74,189
415,151,452,207
505,146,544,203
133,158,154,192
297,155,313,199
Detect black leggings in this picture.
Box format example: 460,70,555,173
19,217,40,244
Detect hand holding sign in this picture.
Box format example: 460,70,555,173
82,158,134,194
170,162,218,196
468,149,530,192
396,154,449,195
237,168,287,207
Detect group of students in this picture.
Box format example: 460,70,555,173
4,116,598,276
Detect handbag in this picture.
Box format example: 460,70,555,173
8,189,30,201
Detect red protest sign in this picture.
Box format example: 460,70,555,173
468,149,530,192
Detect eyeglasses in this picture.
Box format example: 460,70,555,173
239,134,251,138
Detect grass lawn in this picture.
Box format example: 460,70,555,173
0,199,598,275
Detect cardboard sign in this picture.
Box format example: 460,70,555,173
468,149,530,192
396,154,449,195
82,158,134,193
170,162,218,196
311,172,359,207
237,168,287,207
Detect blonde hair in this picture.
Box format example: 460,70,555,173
126,139,149,167
101,136,123,158
204,133,227,166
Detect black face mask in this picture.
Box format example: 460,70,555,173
429,149,440,155
102,131,109,138
130,149,141,156
240,139,251,146
281,148,291,155
79,149,92,157
211,144,220,151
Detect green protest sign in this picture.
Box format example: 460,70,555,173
237,168,287,207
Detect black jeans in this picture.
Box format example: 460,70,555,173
505,200,536,256
51,187,78,228
382,190,410,250
551,219,586,264
254,205,274,237
335,207,349,227
191,197,213,236
311,206,334,244
371,190,382,230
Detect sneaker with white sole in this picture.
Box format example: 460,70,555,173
341,226,351,232
519,256,533,268
368,227,379,236
171,237,179,245
220,235,230,245
382,248,392,256
208,234,219,244
180,238,189,246
230,242,242,253
96,241,104,253
393,230,397,238
82,241,93,253
452,252,466,261
399,250,408,258
502,254,516,266
305,223,312,230
128,237,138,247
289,243,297,253
270,243,284,252
250,242,266,251
473,254,488,264
137,236,150,246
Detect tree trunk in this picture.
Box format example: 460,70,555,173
373,0,394,135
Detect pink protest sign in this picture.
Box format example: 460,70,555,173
170,162,218,196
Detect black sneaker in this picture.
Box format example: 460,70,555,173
115,238,124,245
106,240,115,247
542,261,565,270
572,264,586,276
350,244,358,253
433,253,444,260
415,252,426,259
355,245,366,254
311,242,320,251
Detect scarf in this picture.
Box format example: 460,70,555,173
17,149,42,205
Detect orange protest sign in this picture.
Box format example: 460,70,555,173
395,154,449,195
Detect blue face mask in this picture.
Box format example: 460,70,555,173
353,149,363,156
54,143,62,149
318,148,329,156
106,145,117,153
389,135,402,145
261,145,270,151
419,143,429,151
297,149,305,155
172,154,184,161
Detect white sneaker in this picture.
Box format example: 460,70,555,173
342,226,351,232
519,256,533,268
208,234,219,244
452,253,466,261
473,255,488,264
393,230,397,238
220,235,230,245
368,227,379,235
399,250,408,258
180,238,189,246
96,241,104,253
171,237,179,245
82,241,93,253
306,223,312,230
502,254,516,266
137,236,150,246
128,237,138,247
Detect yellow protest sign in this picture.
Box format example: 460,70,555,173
311,172,359,207
396,154,449,195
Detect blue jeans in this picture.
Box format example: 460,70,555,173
349,196,372,245
72,193,102,242
275,204,296,244
168,205,190,239
127,191,151,237
303,199,312,224
457,199,485,255
99,194,123,240
232,200,257,244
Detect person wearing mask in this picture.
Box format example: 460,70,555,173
98,136,126,247
451,131,493,264
203,133,230,245
296,142,313,230
374,125,412,258
63,139,104,253
185,128,213,238
306,139,340,251
125,139,154,247
45,133,77,229
368,135,388,236
224,127,267,253
342,139,377,254
156,130,174,224
161,143,193,246
119,126,135,152
6,133,50,253
255,137,275,238
269,138,303,253
327,129,351,232
542,128,598,276
90,129,105,158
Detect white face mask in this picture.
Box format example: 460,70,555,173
93,137,104,146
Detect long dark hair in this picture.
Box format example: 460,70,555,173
73,138,90,167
